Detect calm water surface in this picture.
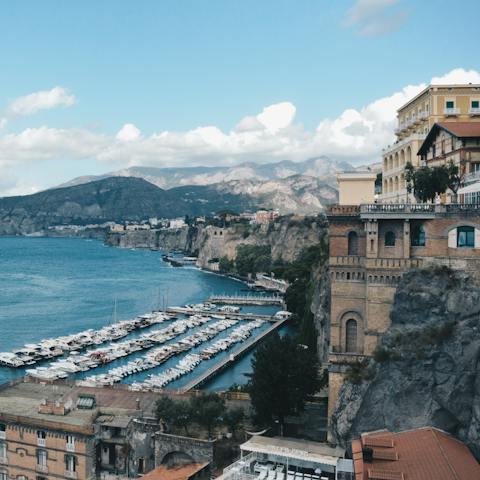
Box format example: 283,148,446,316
0,237,283,389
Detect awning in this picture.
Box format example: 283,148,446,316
458,183,480,194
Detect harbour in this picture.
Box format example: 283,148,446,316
0,237,291,390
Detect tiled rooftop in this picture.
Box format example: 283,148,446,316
352,427,480,480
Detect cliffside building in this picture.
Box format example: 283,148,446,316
381,84,480,203
326,200,480,429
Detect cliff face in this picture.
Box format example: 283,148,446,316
332,267,480,460
195,217,327,268
310,257,330,363
107,228,195,251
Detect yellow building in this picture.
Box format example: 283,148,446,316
381,84,480,203
337,172,377,206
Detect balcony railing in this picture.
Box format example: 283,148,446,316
327,205,360,216
66,442,75,452
0,431,5,440
469,107,480,115
464,170,480,183
0,456,7,465
36,464,48,474
444,107,460,116
37,438,46,447
361,203,435,214
65,471,77,479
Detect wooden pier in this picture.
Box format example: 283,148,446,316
179,317,288,392
208,294,284,306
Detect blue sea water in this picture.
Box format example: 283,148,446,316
0,237,283,390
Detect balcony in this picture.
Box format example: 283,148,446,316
0,456,7,465
36,464,49,474
360,202,480,218
327,205,360,216
65,471,77,479
66,442,75,452
0,431,5,440
469,107,480,115
444,107,460,116
37,438,46,447
330,256,364,267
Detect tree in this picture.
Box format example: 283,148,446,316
171,399,193,436
219,256,235,273
223,407,245,439
250,333,320,434
190,393,226,439
155,396,176,423
405,161,462,203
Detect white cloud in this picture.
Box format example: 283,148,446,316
6,86,76,117
0,68,479,196
0,118,6,129
116,123,141,142
344,0,408,37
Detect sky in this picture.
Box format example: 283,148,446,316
0,0,479,196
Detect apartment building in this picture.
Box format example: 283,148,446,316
381,84,480,203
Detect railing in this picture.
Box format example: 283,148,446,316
66,442,75,452
36,464,48,474
360,203,436,214
444,107,460,115
0,456,7,465
37,438,46,447
65,471,77,479
445,203,480,213
0,431,5,440
365,258,423,269
224,452,257,474
469,107,480,115
464,170,480,183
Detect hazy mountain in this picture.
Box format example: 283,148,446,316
57,156,353,190
0,177,258,235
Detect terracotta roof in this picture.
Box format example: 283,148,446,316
437,121,480,138
352,427,480,480
141,463,209,480
418,121,480,156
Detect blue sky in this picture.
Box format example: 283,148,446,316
0,0,479,195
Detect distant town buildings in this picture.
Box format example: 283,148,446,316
254,210,280,225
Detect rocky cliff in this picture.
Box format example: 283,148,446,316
332,267,480,460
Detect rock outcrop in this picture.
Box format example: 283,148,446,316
332,267,480,460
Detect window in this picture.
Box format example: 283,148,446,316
66,434,75,450
0,441,6,459
37,449,47,466
0,472,6,480
457,226,475,247
411,225,426,247
37,430,46,446
348,231,359,255
345,319,358,353
385,231,396,247
472,100,479,108
446,100,455,109
138,457,145,474
65,454,77,472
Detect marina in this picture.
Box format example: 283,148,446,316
0,238,291,391
208,294,285,306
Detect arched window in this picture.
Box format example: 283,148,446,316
385,231,396,246
345,319,358,353
411,224,426,247
348,231,359,255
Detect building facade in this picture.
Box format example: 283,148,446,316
326,202,480,425
381,84,480,203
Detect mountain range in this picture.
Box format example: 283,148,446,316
0,157,363,234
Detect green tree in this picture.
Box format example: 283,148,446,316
155,396,176,423
235,245,272,277
190,393,226,439
250,333,320,434
171,399,193,436
219,256,235,273
223,407,245,439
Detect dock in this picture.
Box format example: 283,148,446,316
208,294,284,306
179,317,288,392
166,307,276,322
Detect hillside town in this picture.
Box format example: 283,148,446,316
0,81,479,480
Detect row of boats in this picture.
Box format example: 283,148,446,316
79,318,240,386
24,314,215,381
130,319,264,391
0,311,173,368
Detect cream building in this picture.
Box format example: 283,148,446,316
337,172,377,206
381,84,480,203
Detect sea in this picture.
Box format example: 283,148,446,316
0,236,285,390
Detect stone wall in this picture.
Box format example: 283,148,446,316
154,432,215,468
